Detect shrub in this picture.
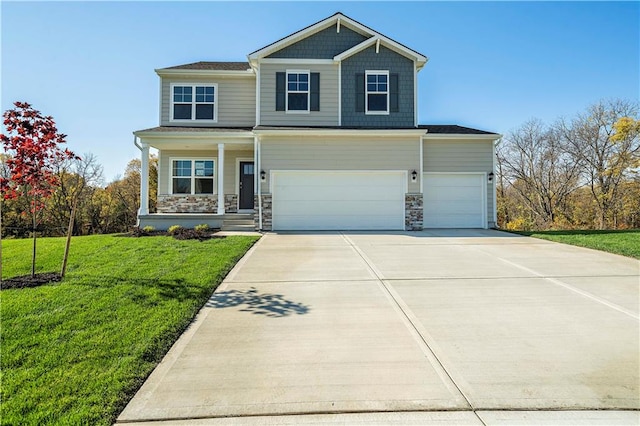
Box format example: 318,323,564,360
167,225,183,235
194,224,210,232
142,225,155,233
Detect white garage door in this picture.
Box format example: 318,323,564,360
272,171,405,230
423,173,486,228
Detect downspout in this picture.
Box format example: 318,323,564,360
257,136,263,230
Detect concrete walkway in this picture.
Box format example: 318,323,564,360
117,230,640,425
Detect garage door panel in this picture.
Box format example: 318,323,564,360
272,171,405,230
424,173,485,229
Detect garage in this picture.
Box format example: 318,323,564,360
271,171,406,230
423,173,486,228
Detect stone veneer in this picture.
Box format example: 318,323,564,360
254,194,272,231
224,194,238,213
157,195,217,213
405,193,423,231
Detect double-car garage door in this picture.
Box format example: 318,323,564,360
270,171,486,230
272,171,405,230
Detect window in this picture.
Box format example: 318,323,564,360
276,72,320,112
171,84,217,121
286,71,309,112
365,71,389,114
171,159,215,194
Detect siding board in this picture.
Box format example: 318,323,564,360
260,63,339,126
161,76,255,127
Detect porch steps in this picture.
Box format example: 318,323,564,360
221,214,256,232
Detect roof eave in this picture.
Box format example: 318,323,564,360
155,69,254,77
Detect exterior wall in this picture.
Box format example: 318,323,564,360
160,75,255,127
405,193,423,231
259,136,420,194
423,138,495,226
158,149,253,197
267,24,368,59
259,63,339,126
341,45,415,127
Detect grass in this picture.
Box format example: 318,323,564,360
1,233,259,425
511,229,640,259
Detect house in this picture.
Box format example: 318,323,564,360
134,12,500,232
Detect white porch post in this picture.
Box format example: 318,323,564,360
217,143,225,215
139,141,150,216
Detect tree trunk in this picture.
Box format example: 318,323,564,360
31,199,37,277
61,199,77,277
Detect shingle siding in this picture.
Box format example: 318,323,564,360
267,24,367,59
342,46,415,127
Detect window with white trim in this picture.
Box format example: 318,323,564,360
171,84,217,121
365,71,389,114
286,71,309,112
171,159,215,194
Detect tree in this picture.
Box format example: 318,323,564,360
0,102,78,277
498,119,581,228
559,99,640,229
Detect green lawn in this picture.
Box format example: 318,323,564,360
512,229,640,259
1,233,259,425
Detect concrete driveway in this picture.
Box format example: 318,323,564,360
117,230,640,425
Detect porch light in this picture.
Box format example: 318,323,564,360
411,170,417,182
488,172,495,183
260,170,266,181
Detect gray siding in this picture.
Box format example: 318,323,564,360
161,76,255,127
159,149,253,195
267,24,367,59
342,46,415,127
260,136,420,193
260,63,339,126
423,138,495,225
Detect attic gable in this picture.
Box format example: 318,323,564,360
248,12,427,67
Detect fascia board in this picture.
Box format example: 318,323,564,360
253,129,427,137
422,133,502,141
155,69,254,77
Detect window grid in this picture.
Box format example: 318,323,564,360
171,84,216,121
286,71,310,112
171,159,215,195
365,71,389,114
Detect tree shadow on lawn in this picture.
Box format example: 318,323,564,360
206,287,310,318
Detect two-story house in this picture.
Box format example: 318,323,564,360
134,12,500,231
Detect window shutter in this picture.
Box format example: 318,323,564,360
355,73,365,112
310,73,320,111
275,72,285,111
390,73,399,113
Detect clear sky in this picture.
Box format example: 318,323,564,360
2,1,638,182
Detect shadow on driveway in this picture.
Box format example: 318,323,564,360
206,287,310,318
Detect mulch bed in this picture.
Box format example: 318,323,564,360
1,272,62,290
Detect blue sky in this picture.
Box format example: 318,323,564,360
2,1,638,182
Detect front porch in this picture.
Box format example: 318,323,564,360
138,213,255,232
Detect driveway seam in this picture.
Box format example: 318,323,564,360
340,233,483,424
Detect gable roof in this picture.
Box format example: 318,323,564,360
418,125,499,135
248,12,428,68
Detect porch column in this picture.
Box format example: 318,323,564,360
217,143,225,215
139,142,150,216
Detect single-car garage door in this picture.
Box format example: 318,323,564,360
423,173,486,228
272,171,405,230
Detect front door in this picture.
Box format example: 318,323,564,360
239,161,255,209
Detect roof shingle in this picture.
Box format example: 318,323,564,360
160,61,251,71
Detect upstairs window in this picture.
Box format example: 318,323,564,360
365,71,389,114
276,71,320,112
287,71,309,112
171,159,215,194
171,84,217,121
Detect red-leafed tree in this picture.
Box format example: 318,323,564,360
1,102,78,277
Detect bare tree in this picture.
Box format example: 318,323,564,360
498,119,581,228
559,99,640,229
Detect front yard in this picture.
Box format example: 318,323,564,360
513,229,640,259
1,233,259,425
